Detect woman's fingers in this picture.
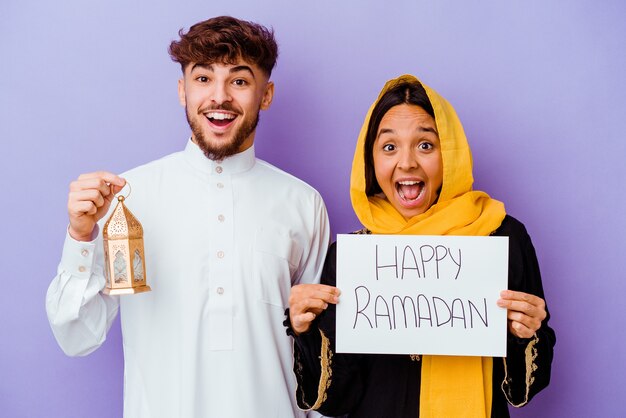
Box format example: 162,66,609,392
507,310,542,333
289,284,341,335
498,290,547,338
291,312,317,332
289,284,340,306
292,297,328,315
507,319,535,339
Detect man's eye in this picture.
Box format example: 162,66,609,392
196,76,209,82
233,79,247,86
383,144,395,152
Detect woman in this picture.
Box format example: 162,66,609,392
286,75,555,417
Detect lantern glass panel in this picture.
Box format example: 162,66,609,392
114,250,127,283
133,249,144,282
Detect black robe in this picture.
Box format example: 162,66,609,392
286,215,556,418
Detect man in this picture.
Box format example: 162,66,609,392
46,16,330,418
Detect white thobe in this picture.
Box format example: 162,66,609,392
46,140,330,418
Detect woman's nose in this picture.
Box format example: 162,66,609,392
398,150,418,170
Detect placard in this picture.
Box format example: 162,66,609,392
336,234,508,356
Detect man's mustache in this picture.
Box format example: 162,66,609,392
198,103,241,114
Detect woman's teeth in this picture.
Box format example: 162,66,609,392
397,181,423,201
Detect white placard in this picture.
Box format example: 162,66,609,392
336,234,509,357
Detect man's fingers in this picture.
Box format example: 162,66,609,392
77,171,126,188
72,173,126,203
69,200,97,216
69,189,106,208
110,184,126,196
70,177,124,199
71,177,102,191
66,172,124,242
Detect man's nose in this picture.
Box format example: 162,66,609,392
210,83,232,105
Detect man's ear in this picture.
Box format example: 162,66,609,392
260,81,274,110
177,78,186,107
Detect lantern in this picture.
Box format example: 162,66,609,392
102,190,150,295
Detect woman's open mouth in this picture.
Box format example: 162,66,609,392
396,180,425,204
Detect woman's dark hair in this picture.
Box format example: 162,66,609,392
364,81,435,196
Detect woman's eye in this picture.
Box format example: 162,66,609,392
419,142,433,150
382,144,395,152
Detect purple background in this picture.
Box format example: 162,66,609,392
1,1,625,417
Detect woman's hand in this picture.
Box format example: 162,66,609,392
497,290,547,339
289,284,341,336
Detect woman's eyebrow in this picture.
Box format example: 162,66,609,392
378,126,438,137
378,128,395,136
419,126,438,134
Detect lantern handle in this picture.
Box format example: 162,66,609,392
117,181,132,202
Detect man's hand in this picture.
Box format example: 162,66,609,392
67,171,126,242
289,284,341,336
497,290,547,339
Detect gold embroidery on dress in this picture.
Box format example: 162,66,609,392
311,329,333,409
501,334,539,407
306,227,368,409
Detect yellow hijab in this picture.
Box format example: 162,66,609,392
350,75,506,417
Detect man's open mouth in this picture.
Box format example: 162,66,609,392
205,111,237,127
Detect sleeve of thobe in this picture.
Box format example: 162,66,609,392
46,227,119,356
293,193,331,286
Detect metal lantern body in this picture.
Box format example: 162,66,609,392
102,196,151,295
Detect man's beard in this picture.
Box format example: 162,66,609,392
186,106,259,161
